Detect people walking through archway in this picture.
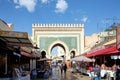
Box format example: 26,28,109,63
59,63,63,74
63,63,67,75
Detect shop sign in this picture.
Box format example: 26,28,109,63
99,30,116,37
116,24,120,50
0,31,28,38
87,46,105,54
111,55,120,59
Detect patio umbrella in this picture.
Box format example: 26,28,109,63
71,56,94,62
71,56,95,77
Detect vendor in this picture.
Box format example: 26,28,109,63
12,67,21,80
31,68,37,79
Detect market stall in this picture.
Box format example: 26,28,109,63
36,58,52,78
13,68,30,80
0,31,34,79
71,56,95,74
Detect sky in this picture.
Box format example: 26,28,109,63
0,0,120,36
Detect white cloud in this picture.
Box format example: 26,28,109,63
41,0,49,4
81,16,88,23
13,0,37,12
15,5,21,9
55,0,68,13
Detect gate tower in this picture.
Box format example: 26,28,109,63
32,24,84,60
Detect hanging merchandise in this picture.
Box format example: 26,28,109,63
13,52,21,57
113,55,118,60
111,55,114,59
118,55,120,59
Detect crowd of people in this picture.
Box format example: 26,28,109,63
88,64,120,80
19,60,120,80
30,62,68,79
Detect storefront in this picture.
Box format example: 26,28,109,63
0,31,34,79
85,45,120,66
0,39,12,78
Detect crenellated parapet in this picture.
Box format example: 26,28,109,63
32,24,84,28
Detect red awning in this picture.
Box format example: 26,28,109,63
86,46,119,57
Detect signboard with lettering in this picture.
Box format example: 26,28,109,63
0,31,28,38
87,46,105,54
0,31,33,47
99,30,116,37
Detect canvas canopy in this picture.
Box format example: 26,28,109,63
37,58,52,61
86,46,119,57
71,56,94,62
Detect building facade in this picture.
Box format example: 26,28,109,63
0,19,13,31
32,24,84,60
0,19,35,78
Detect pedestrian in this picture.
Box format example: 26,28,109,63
92,64,101,80
100,64,107,79
63,63,67,75
115,65,120,80
59,63,63,74
31,68,37,79
109,69,114,80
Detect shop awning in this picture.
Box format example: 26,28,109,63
86,45,119,57
21,51,32,58
0,31,34,47
37,58,52,61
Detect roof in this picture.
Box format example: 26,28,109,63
0,31,34,48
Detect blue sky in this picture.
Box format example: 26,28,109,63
51,46,58,56
0,0,120,36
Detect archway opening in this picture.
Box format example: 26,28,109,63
51,44,65,63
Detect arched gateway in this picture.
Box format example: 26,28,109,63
32,24,84,60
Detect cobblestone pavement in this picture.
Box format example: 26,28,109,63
33,67,91,80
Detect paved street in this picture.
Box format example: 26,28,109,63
33,67,90,80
